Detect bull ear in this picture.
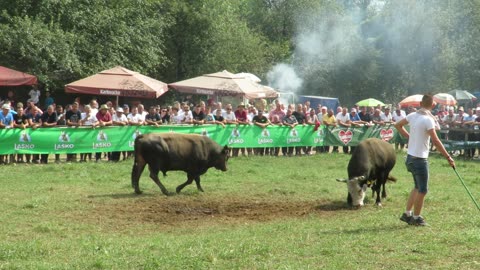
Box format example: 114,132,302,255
336,178,348,183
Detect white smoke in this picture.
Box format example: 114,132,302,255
266,63,303,93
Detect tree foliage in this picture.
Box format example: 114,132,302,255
1,0,480,105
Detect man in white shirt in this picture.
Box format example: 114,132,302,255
223,104,237,124
127,106,144,125
395,94,455,226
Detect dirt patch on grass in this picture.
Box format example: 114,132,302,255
76,194,349,231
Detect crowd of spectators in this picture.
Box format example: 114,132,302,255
1,89,480,164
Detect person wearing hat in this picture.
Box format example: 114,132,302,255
96,104,113,127
94,104,113,162
0,103,14,129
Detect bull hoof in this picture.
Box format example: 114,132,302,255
376,203,383,207
176,187,182,194
134,189,143,195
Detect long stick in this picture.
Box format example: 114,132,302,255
452,167,480,211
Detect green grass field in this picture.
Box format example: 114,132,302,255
1,152,479,269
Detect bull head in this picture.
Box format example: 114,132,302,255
336,176,367,207
215,145,230,171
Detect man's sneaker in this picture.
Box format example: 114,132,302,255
409,216,428,226
400,213,412,224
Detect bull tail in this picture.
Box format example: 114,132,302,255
387,174,397,183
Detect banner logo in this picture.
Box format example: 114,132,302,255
229,127,244,144
258,128,273,144
380,128,394,142
287,128,301,144
59,131,70,142
339,130,353,145
93,130,111,149
15,131,35,150
55,131,74,150
200,128,209,137
19,131,31,142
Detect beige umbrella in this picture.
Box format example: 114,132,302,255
65,66,168,99
168,70,278,99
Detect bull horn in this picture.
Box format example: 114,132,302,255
336,178,348,183
351,176,366,181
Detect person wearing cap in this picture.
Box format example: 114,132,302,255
0,103,14,129
123,104,130,116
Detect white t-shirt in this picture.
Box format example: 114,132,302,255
127,113,143,123
381,113,393,122
81,112,98,126
112,113,127,123
336,112,350,123
406,112,435,158
392,110,406,122
223,111,236,121
28,89,40,104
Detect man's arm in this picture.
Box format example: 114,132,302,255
394,118,409,139
429,128,455,167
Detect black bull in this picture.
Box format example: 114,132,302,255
337,138,397,206
131,133,229,195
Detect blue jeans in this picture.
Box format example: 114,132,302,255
406,155,429,193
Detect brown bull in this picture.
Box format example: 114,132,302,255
131,133,229,195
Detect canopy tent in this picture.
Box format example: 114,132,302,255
65,66,168,99
0,66,38,86
355,98,385,107
168,70,278,99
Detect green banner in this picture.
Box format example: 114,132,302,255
323,124,398,146
0,125,400,154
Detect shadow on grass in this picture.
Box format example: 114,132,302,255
314,200,353,211
87,193,156,199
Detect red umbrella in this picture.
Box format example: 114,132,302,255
399,94,424,108
0,66,38,86
433,93,457,106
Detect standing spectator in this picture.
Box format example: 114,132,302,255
395,94,455,226
89,99,99,115
372,109,384,125
79,105,98,162
233,103,248,156
137,104,147,122
170,107,182,125
282,108,298,157
322,109,337,153
212,102,225,116
381,107,394,125
358,106,373,126
127,106,144,126
111,107,128,161
161,107,170,124
213,108,226,127
44,90,54,110
27,85,41,105
292,104,306,155
336,107,352,154
145,106,162,126
26,106,42,163
65,102,82,162
96,104,113,162
13,105,29,163
253,110,271,155
192,104,205,125
0,104,14,164
40,105,58,164
55,105,66,162
179,104,193,124
223,104,237,124
204,106,216,124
